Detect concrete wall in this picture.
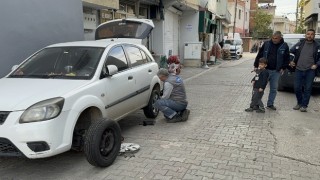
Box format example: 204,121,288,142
0,0,84,77
180,11,200,62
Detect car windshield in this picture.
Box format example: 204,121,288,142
225,39,242,45
96,20,153,40
9,47,104,79
284,38,304,49
284,37,320,49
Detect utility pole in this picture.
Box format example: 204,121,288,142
295,0,299,32
233,0,238,39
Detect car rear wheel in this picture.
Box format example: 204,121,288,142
143,87,160,118
84,118,121,167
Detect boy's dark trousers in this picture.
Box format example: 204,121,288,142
250,88,264,109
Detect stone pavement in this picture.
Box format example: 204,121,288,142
1,53,320,180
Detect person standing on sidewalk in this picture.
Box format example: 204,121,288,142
289,29,320,112
254,31,290,110
154,67,190,123
245,58,269,113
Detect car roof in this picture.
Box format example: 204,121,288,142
283,33,320,39
47,39,143,48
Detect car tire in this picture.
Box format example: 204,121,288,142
84,118,121,167
143,87,160,118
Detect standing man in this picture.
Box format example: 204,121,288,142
254,31,290,110
154,67,190,123
289,29,320,112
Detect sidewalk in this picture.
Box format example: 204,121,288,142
180,52,256,81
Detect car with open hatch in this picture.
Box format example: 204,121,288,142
0,18,161,167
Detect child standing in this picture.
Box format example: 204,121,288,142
245,58,269,113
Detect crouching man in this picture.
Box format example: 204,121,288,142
155,68,190,123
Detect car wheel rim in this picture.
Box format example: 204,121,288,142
100,129,115,156
152,92,159,114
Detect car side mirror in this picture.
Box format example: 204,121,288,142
11,65,19,71
107,65,118,76
101,65,118,79
289,53,295,61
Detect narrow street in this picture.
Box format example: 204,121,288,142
1,54,320,180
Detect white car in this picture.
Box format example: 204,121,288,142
224,39,243,59
0,19,161,167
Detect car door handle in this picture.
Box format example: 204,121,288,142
148,69,152,72
128,76,133,80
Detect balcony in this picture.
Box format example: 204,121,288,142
221,11,232,24
82,0,119,9
215,1,230,23
258,0,274,3
163,0,199,11
304,0,320,18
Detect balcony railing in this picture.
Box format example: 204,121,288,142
218,10,232,24
82,0,119,9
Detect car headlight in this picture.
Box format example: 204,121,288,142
20,97,64,123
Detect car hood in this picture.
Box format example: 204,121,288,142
0,78,89,111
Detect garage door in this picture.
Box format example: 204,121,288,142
164,10,179,57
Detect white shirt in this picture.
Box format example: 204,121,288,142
161,81,173,99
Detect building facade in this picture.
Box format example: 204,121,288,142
249,0,275,37
227,0,251,38
304,0,320,33
273,16,296,34
0,0,84,77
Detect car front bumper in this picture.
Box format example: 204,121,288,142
279,70,320,89
0,110,74,158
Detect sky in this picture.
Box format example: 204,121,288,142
273,0,298,21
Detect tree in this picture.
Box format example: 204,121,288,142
295,0,305,33
252,10,273,39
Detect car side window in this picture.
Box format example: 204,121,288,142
125,46,146,67
140,50,152,63
105,46,128,72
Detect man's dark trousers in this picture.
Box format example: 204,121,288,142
294,69,316,107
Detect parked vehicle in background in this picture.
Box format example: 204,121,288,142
0,19,161,167
224,39,243,60
277,33,320,91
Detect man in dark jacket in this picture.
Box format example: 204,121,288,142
254,31,290,110
289,29,320,112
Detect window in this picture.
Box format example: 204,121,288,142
105,46,128,72
125,46,145,67
238,9,241,20
140,50,152,63
10,47,104,79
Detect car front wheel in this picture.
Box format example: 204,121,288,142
143,87,160,118
84,118,121,167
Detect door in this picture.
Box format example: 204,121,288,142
123,45,155,106
164,11,180,57
102,46,137,120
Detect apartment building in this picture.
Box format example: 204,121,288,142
304,0,320,32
